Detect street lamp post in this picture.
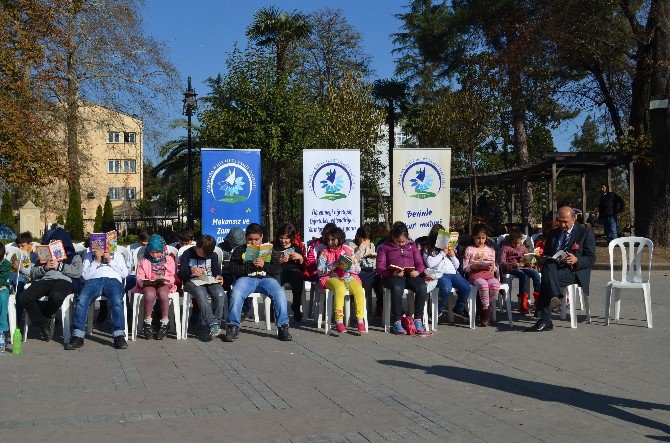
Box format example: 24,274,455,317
183,76,198,230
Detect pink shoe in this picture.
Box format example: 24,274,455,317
335,323,347,333
357,322,367,333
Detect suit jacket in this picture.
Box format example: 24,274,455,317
543,223,596,295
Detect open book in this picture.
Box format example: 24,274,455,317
335,254,353,271
244,243,273,263
282,247,295,256
389,264,415,275
142,276,167,286
435,230,460,250
35,241,67,263
524,250,569,263
89,230,118,253
191,275,220,287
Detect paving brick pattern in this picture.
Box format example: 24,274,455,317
1,271,669,442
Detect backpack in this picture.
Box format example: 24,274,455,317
401,314,417,335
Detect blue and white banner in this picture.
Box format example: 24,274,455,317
202,148,261,243
303,149,360,241
392,148,452,240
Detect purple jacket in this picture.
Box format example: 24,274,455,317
376,240,425,278
500,243,528,274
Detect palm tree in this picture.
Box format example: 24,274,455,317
246,7,312,234
373,79,408,222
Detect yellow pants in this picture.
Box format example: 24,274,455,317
325,278,366,322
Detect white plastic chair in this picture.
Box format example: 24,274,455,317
23,292,74,343
214,246,224,266
131,290,182,340
249,293,273,331
314,286,369,335
86,293,129,340
5,245,21,344
605,237,653,328
467,269,511,329
382,288,429,333
559,284,589,328
166,245,179,258
74,243,86,253
177,244,193,259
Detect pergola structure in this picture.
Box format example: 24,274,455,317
451,152,636,232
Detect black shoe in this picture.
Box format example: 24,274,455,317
64,336,84,350
222,325,240,342
155,324,169,340
142,323,153,340
114,336,128,349
277,324,292,341
452,307,470,322
524,319,553,332
240,310,249,323
293,311,303,323
38,319,53,342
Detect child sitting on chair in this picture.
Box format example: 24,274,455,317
317,227,366,333
463,226,500,327
500,230,541,315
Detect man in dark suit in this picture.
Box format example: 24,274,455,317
526,206,596,331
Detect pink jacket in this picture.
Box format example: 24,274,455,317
500,243,528,274
317,244,361,289
463,245,498,283
131,256,177,293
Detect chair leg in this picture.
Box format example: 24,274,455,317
172,294,183,339
324,290,332,335
344,292,351,327
182,292,191,340
264,295,272,331
468,286,477,329
132,293,143,340
447,290,455,324
576,286,583,310
123,293,129,340
430,288,438,331
252,295,260,323
8,294,16,345
315,290,324,329
505,289,513,327
614,287,621,320
583,291,590,323
62,295,73,343
490,296,497,322
643,283,653,328
604,284,612,326
568,285,577,328
383,289,391,333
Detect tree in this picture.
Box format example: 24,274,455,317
0,189,15,231
93,204,103,232
64,187,84,240
101,195,115,230
570,117,607,152
56,214,65,225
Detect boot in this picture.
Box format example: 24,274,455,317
518,293,530,314
532,291,541,317
480,308,491,327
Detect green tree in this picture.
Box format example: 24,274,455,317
0,189,15,231
64,188,84,240
56,214,65,225
101,195,115,230
93,204,103,232
570,116,606,152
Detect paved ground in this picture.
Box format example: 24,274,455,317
1,270,669,442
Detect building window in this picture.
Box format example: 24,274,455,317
395,131,408,147
109,188,122,200
125,187,136,201
108,160,121,173
108,131,121,143
124,132,136,143
108,159,136,173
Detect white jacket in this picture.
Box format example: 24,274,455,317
82,251,129,282
422,251,459,279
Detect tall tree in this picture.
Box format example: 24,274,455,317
0,189,15,231
93,204,103,232
101,195,115,230
64,186,84,240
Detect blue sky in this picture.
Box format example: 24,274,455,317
142,0,582,157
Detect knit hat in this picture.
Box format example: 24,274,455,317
144,234,166,263
225,228,246,248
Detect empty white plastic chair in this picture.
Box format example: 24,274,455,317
605,237,653,328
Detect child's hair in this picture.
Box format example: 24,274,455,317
390,222,409,240
426,224,445,256
196,234,216,256
138,228,153,243
0,242,5,261
177,229,194,243
325,227,346,247
276,223,297,243
245,223,264,237
355,226,371,240
507,229,523,243
470,225,489,246
16,231,33,245
321,222,337,238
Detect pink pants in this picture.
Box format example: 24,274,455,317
472,278,500,309
142,285,170,321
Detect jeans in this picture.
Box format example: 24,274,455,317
603,215,618,242
20,279,73,329
382,276,427,322
508,268,542,295
184,281,225,328
435,273,470,312
72,277,126,338
227,277,288,328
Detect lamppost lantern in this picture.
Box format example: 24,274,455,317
182,76,198,230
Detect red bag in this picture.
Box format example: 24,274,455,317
401,314,417,335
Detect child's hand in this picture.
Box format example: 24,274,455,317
253,258,265,268
392,269,404,277
279,254,289,264
93,249,104,262
103,251,112,262
409,270,419,278
289,253,303,263
446,247,455,257
215,275,223,283
190,266,203,276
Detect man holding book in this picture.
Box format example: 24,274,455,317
526,206,596,332
223,223,292,342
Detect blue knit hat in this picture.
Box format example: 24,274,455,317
144,234,166,263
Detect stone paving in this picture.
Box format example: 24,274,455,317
1,270,669,442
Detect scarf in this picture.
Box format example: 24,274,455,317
144,234,166,264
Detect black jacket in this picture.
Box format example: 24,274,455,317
543,223,596,295
177,248,221,282
598,192,625,218
229,244,282,280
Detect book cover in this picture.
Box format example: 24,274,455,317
106,230,118,253
389,264,415,274
448,232,459,249
436,230,460,250
89,233,106,252
336,254,353,271
244,243,273,262
35,245,51,263
49,240,66,262
191,275,220,286
282,247,295,256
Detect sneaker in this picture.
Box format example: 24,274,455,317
335,323,347,333
277,324,292,341
113,336,128,349
357,322,367,333
414,319,425,334
392,321,407,335
64,336,84,350
155,323,169,340
210,323,221,338
452,307,469,320
142,322,153,340
222,325,240,342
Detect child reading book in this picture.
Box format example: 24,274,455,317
501,230,541,314
0,243,10,352
132,234,177,340
273,223,306,322
349,226,383,321
317,227,366,333
178,234,225,340
463,226,500,327
376,222,428,334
